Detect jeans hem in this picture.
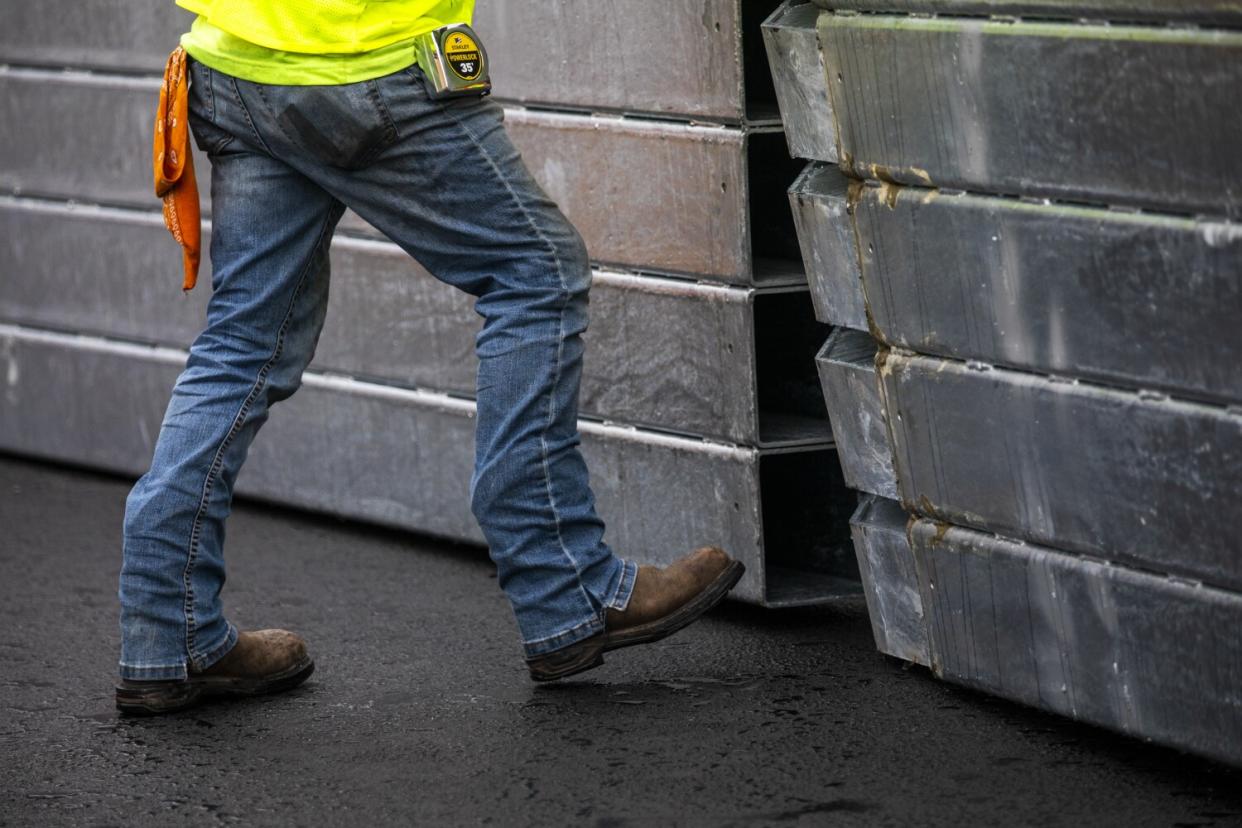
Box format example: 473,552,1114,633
117,622,238,681
118,661,189,681
193,622,239,672
522,616,605,659
605,558,638,613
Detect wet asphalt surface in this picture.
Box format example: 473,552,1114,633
2,454,1241,827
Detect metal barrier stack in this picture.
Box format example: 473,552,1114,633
765,0,1242,763
0,1,864,607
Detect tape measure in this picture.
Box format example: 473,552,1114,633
415,23,492,99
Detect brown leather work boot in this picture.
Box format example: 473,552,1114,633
526,546,744,682
115,629,314,715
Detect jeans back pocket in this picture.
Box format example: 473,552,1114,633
255,79,398,170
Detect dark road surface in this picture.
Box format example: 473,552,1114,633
2,454,1241,827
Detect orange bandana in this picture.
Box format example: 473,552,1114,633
153,46,201,292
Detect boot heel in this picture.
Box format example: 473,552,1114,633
115,680,203,716
527,640,606,682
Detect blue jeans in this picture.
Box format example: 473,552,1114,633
118,57,637,680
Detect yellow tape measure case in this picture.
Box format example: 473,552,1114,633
415,23,492,99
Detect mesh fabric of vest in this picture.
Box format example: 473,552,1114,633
176,0,475,54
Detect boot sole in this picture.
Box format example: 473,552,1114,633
115,657,315,716
527,559,745,682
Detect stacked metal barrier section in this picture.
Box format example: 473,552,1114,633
0,1,867,607
765,0,1242,763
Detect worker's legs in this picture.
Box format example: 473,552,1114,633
118,59,345,680
225,64,637,659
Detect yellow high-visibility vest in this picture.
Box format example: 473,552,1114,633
177,0,476,84
178,0,475,54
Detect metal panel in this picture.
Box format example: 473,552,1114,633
474,0,749,121
0,0,190,73
580,271,759,443
0,201,210,347
761,1,837,163
0,1,762,121
910,518,1242,768
813,0,1242,25
0,69,159,207
855,185,1242,406
503,108,772,283
815,329,897,499
0,68,802,284
820,16,1242,217
880,350,1242,592
850,495,928,666
0,324,859,606
788,163,866,329
0,197,790,444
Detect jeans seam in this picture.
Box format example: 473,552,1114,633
230,76,277,157
195,623,239,673
249,83,294,154
605,559,637,613
202,63,216,123
188,110,235,156
180,209,337,669
188,61,235,155
443,104,596,619
356,79,399,166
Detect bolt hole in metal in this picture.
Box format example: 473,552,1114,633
721,181,729,192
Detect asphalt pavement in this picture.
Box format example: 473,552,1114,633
2,454,1241,827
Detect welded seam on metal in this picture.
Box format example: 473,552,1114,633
0,194,785,298
501,105,746,141
814,2,1242,29
0,321,191,366
0,64,162,90
0,194,171,226
489,97,784,131
849,180,1242,224
0,64,779,134
884,346,1242,421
